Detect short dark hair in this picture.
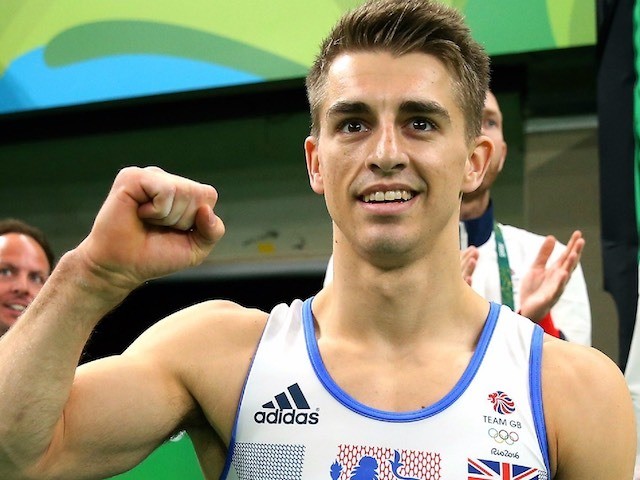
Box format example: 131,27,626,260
305,0,490,140
0,218,55,272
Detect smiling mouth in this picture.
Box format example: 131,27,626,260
362,190,415,203
6,304,26,313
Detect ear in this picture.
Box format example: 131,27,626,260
305,135,324,195
461,134,494,194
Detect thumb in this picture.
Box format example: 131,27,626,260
190,205,226,255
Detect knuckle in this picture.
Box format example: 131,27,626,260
115,166,140,182
144,165,165,174
201,184,218,202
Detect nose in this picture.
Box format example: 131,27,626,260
10,274,31,296
367,124,407,174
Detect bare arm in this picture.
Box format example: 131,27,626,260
543,339,635,478
0,166,225,479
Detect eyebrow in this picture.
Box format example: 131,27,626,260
325,99,451,125
0,261,47,275
483,109,502,121
325,101,372,119
399,100,451,125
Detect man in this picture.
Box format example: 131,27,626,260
459,91,592,345
626,276,640,479
0,218,54,337
0,1,633,479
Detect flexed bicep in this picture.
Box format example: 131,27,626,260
34,352,196,479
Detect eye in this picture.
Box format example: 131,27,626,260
410,118,436,131
0,267,12,278
482,118,499,130
29,273,46,286
339,120,368,133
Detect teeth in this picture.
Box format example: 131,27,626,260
363,190,414,203
8,304,26,312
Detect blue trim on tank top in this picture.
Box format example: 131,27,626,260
218,301,301,479
529,324,551,473
302,298,500,422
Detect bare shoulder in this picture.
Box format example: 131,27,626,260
542,336,625,390
541,337,635,478
124,299,268,365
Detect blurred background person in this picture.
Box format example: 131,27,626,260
459,90,591,345
597,0,640,475
597,0,639,369
625,280,640,478
0,218,55,337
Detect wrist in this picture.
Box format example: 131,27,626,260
517,307,562,338
57,248,137,307
537,312,562,339
518,305,547,323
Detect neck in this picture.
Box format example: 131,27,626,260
318,221,487,342
460,191,490,221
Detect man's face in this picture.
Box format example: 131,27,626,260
0,233,50,335
305,51,489,265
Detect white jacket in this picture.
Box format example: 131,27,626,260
460,222,591,346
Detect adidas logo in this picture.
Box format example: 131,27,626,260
253,383,320,425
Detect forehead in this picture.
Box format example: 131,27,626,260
0,233,49,271
323,51,460,115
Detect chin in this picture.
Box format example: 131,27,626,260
363,236,416,263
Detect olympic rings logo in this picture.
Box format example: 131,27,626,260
488,428,519,445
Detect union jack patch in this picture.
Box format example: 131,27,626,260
468,458,546,480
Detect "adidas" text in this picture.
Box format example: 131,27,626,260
254,409,319,425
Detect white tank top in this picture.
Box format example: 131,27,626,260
221,300,550,479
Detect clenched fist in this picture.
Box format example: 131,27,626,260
78,166,225,291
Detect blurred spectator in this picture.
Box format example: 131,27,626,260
0,218,54,336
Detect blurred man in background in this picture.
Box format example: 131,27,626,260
0,218,54,336
459,91,591,345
